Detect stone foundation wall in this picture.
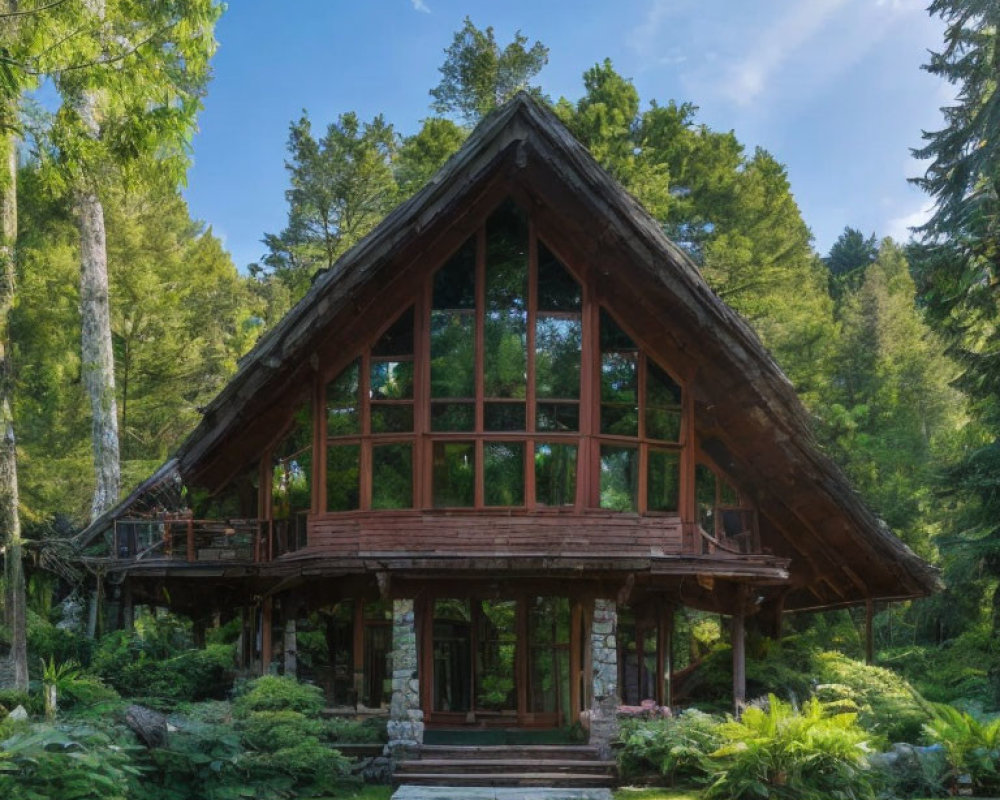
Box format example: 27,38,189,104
386,598,422,757
590,597,619,758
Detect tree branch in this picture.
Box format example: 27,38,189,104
0,0,71,20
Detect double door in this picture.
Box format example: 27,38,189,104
424,595,588,728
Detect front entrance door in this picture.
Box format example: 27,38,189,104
427,595,579,728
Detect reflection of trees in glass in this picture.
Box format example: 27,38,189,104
601,445,638,511
695,463,716,532
601,311,639,436
476,599,517,710
646,360,682,441
537,242,581,311
484,402,526,431
433,599,472,712
372,444,412,509
431,311,475,398
648,450,680,512
273,401,313,521
535,443,577,506
536,316,581,398
618,605,659,705
485,200,528,400
327,360,360,436
433,442,475,507
484,442,524,506
528,597,570,722
327,444,360,511
370,361,413,399
431,401,475,432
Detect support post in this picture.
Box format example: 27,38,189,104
732,611,746,716
865,599,874,666
589,598,620,758
387,598,422,759
261,598,273,674
121,583,134,632
284,617,297,678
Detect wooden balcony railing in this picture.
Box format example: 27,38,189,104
683,507,760,556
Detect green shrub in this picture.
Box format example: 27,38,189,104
922,704,1000,795
814,651,931,743
233,675,325,718
326,715,388,743
239,710,326,751
0,723,143,799
705,694,878,800
0,690,33,716
93,631,234,705
617,709,721,785
27,623,93,671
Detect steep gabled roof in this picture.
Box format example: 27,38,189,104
79,93,940,608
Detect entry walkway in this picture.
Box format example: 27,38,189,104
392,787,613,800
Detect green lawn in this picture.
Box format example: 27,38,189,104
614,789,700,800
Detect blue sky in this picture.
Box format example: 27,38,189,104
183,0,949,272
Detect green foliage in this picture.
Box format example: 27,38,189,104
705,695,877,800
922,704,1000,794
26,622,92,671
430,17,549,123
232,675,325,718
92,617,233,705
325,715,388,744
0,723,143,800
239,710,325,751
396,117,467,197
617,709,721,785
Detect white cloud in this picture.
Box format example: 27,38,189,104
410,0,430,13
721,0,849,106
885,201,933,242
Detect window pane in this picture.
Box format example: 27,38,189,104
536,315,581,399
484,402,526,431
370,361,413,400
601,351,638,436
327,444,360,512
536,402,579,432
273,448,312,520
326,360,360,436
431,401,475,432
527,597,571,721
696,464,717,532
600,308,637,351
371,404,414,433
535,443,577,507
537,242,581,311
476,599,517,711
433,237,476,309
485,201,528,400
600,445,638,511
646,360,682,441
648,449,680,512
433,442,475,507
720,479,739,507
433,599,472,713
372,306,414,357
485,442,524,506
372,444,413,509
430,311,475,398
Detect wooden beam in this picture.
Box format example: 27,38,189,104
732,611,746,717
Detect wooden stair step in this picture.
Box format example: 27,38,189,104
396,759,615,775
392,773,616,789
416,745,601,760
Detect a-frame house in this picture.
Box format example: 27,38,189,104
78,93,938,755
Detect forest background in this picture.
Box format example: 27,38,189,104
1,0,999,724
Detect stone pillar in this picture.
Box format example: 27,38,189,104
387,598,422,757
589,598,620,758
284,617,298,678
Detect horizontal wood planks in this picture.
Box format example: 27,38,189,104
305,511,684,559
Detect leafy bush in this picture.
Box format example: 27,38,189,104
922,704,1000,795
705,694,877,800
233,675,325,717
27,623,93,671
0,689,35,717
93,630,234,705
326,715,388,743
814,651,931,743
240,710,326,751
0,723,143,799
617,709,721,785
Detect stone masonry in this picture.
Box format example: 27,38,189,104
589,598,619,758
387,598,423,757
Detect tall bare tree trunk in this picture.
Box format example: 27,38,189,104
75,0,120,522
0,100,28,690
76,172,120,522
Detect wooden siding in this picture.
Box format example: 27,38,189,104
300,511,684,560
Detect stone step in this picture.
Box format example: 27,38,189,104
396,759,615,775
392,786,613,800
415,744,602,761
392,773,617,789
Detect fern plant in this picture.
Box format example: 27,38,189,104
923,703,1000,795
705,694,877,800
